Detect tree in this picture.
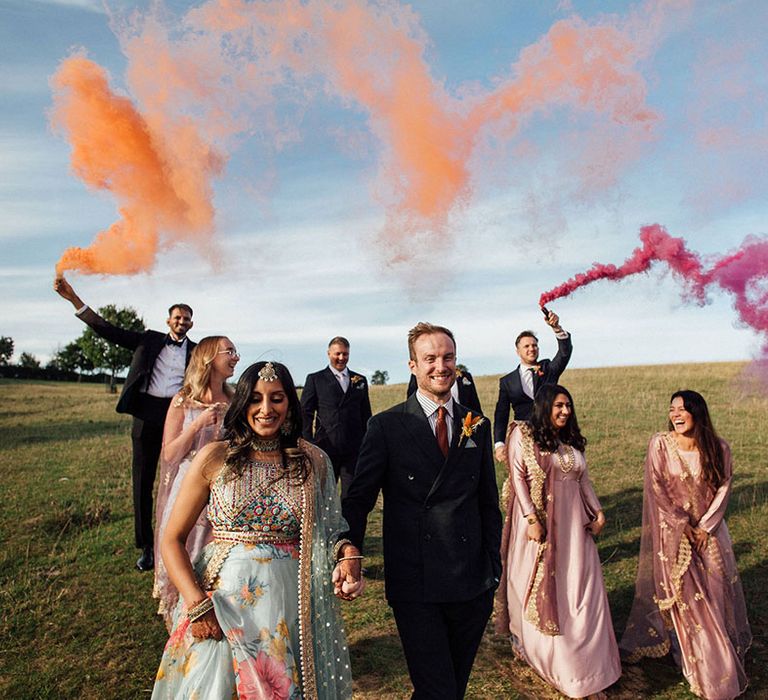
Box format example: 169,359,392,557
48,341,95,377
371,369,389,385
78,305,145,392
18,352,41,369
0,336,13,365
456,363,468,373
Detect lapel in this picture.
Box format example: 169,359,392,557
322,367,345,402
400,394,446,471
514,365,526,398
426,402,472,502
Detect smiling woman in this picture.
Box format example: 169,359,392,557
496,383,620,700
151,361,353,699
620,390,752,700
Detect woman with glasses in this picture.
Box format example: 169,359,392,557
153,336,240,629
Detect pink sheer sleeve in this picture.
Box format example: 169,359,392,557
698,440,733,533
647,434,690,526
508,427,536,516
579,459,602,517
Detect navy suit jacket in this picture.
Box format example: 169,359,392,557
493,334,572,443
78,307,195,423
300,367,372,462
342,394,502,603
406,370,483,415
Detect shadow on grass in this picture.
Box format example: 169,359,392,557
349,633,407,689
0,419,127,448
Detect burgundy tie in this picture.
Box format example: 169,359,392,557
436,406,449,458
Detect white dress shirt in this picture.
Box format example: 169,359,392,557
415,391,455,444
330,366,350,393
147,340,187,397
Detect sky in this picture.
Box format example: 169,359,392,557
1,0,767,384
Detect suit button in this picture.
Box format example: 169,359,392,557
424,534,431,542
461,535,467,542
425,504,431,510
407,474,414,480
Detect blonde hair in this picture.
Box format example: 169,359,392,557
180,336,235,403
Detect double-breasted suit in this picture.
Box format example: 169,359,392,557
342,393,501,698
407,369,483,415
301,367,372,498
78,307,195,548
493,334,572,443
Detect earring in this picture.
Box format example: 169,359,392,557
280,413,293,436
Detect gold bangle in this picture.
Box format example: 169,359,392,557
337,555,364,562
333,538,353,561
187,596,214,623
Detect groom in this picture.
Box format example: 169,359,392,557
336,322,501,699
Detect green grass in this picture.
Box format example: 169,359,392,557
0,364,765,698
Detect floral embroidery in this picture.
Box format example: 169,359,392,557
239,577,268,606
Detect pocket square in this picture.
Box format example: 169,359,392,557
464,438,477,448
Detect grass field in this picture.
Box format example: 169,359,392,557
1,363,765,699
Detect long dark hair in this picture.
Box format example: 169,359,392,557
221,361,309,483
668,389,725,488
530,384,587,453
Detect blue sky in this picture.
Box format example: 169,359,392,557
1,0,766,383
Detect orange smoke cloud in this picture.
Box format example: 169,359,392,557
52,0,685,274
50,54,224,275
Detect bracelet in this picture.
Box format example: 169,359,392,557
333,538,353,561
187,596,214,623
337,555,364,562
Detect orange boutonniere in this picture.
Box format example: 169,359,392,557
455,368,463,378
532,365,544,377
461,412,484,439
350,375,364,386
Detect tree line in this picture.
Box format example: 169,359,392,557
1,305,144,388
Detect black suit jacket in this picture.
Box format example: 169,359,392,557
493,334,572,442
78,307,195,423
300,367,372,462
406,370,483,415
342,394,502,603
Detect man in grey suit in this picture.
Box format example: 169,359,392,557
54,276,195,571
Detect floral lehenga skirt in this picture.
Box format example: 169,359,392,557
152,541,302,700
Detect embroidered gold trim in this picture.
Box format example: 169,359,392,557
654,535,692,611
625,638,671,663
523,541,559,635
200,541,235,591
297,473,317,699
212,530,299,545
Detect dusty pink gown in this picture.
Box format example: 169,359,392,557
496,425,621,698
620,433,751,700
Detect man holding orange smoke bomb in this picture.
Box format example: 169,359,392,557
53,275,196,572
493,307,572,462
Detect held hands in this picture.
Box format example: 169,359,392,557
494,445,508,463
332,544,365,601
585,510,606,537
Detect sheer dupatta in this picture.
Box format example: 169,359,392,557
620,433,751,699
153,396,219,629
495,423,561,636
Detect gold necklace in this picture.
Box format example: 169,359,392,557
555,443,575,474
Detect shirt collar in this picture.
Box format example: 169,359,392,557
329,366,349,378
415,390,454,420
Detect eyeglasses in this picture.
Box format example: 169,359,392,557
217,349,240,358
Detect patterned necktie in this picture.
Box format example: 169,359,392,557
436,405,449,458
